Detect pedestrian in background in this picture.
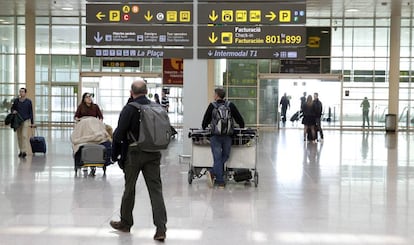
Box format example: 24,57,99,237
360,97,370,127
11,87,34,158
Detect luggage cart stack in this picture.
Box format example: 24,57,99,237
187,128,259,187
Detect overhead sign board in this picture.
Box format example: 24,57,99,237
86,25,193,46
198,3,306,25
102,60,140,67
86,48,193,59
198,47,306,59
86,4,193,24
87,0,192,2
198,26,306,47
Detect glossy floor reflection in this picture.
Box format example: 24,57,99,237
0,127,413,245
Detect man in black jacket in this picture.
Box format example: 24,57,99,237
109,79,167,242
313,92,324,141
202,88,245,188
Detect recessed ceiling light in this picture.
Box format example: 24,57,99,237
62,7,74,11
346,8,360,12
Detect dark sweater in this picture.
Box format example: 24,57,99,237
11,98,33,124
202,99,245,130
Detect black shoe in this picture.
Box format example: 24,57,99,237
110,220,130,232
21,152,27,158
89,167,96,176
154,229,166,242
18,152,22,157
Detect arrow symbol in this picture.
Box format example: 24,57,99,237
265,11,276,21
208,50,214,56
273,52,280,58
208,32,218,43
209,10,218,22
96,11,106,21
144,10,153,21
94,32,103,43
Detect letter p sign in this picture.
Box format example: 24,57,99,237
279,10,291,22
109,10,121,22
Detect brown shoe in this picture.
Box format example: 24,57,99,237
110,220,130,232
153,229,166,242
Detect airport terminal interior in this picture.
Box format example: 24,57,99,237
1,0,414,244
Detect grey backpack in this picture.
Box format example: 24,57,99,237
210,101,234,136
128,102,172,152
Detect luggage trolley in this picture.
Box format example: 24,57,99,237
187,128,259,187
74,142,112,177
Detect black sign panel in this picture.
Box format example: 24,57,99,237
198,47,306,59
86,25,193,46
87,4,193,24
102,60,140,67
198,26,306,47
86,48,193,59
198,0,304,2
198,3,306,25
87,0,192,2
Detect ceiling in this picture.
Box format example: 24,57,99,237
1,0,414,19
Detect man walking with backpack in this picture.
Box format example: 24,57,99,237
110,79,168,241
202,88,245,188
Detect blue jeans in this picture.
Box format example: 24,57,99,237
210,135,232,184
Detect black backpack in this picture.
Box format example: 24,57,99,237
210,101,234,136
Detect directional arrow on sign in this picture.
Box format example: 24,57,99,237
209,10,218,22
94,32,103,43
209,32,218,43
144,11,153,21
265,11,276,21
96,11,106,21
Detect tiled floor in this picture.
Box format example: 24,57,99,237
0,127,414,245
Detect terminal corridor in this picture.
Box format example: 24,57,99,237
0,128,413,244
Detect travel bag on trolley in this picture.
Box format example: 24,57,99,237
187,127,259,187
71,117,113,176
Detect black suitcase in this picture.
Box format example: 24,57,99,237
290,111,300,122
233,169,252,182
30,136,47,154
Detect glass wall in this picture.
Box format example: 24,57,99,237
1,8,414,130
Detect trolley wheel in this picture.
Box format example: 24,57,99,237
254,171,259,187
188,170,194,184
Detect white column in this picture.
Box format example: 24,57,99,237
181,0,210,155
388,0,401,129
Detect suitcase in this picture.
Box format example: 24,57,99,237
81,144,107,164
290,111,300,122
233,169,252,182
30,136,47,154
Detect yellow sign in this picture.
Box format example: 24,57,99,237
221,32,233,44
279,10,291,22
235,10,247,22
308,36,321,48
222,10,233,22
109,10,121,21
249,10,261,22
180,11,191,22
167,11,177,22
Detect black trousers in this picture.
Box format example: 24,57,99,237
120,146,167,232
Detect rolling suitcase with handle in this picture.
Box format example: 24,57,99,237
30,126,47,154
